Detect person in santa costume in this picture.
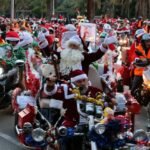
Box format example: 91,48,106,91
37,31,60,69
61,70,103,127
60,34,117,78
16,27,33,49
39,64,64,126
44,69,102,150
39,68,115,127
59,69,115,150
5,30,20,47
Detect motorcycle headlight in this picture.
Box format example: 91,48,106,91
94,123,105,135
133,129,148,143
58,126,67,136
32,128,46,142
0,67,4,75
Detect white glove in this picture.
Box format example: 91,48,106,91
103,36,118,45
55,38,59,42
60,108,67,116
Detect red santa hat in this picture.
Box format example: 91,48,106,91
6,31,20,41
70,70,88,82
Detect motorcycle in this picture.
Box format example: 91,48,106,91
133,58,150,106
71,87,144,150
57,90,104,150
133,57,150,131
71,90,135,150
89,118,150,150
15,103,61,150
0,44,24,109
100,73,141,131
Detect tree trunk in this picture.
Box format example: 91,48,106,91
87,0,95,22
46,0,52,19
135,0,149,18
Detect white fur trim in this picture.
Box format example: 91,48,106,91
116,29,130,33
26,48,40,80
61,84,75,99
44,84,58,96
100,44,108,53
39,40,48,49
65,24,76,31
6,37,19,41
67,35,82,47
98,64,104,76
71,74,88,82
49,99,63,109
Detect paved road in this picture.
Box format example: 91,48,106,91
135,106,147,131
0,107,25,150
0,106,148,150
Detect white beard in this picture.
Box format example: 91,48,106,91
60,48,84,75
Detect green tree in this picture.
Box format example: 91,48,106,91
0,0,150,19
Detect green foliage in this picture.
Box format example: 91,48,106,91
0,0,149,18
56,0,85,17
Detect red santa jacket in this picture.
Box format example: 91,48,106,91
40,83,77,127
40,84,64,103
41,83,102,127
61,83,102,127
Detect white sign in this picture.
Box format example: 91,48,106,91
80,23,96,42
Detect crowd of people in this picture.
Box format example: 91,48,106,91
0,15,150,149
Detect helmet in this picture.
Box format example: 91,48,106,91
142,33,150,41
100,32,107,39
135,29,145,39
103,23,112,31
